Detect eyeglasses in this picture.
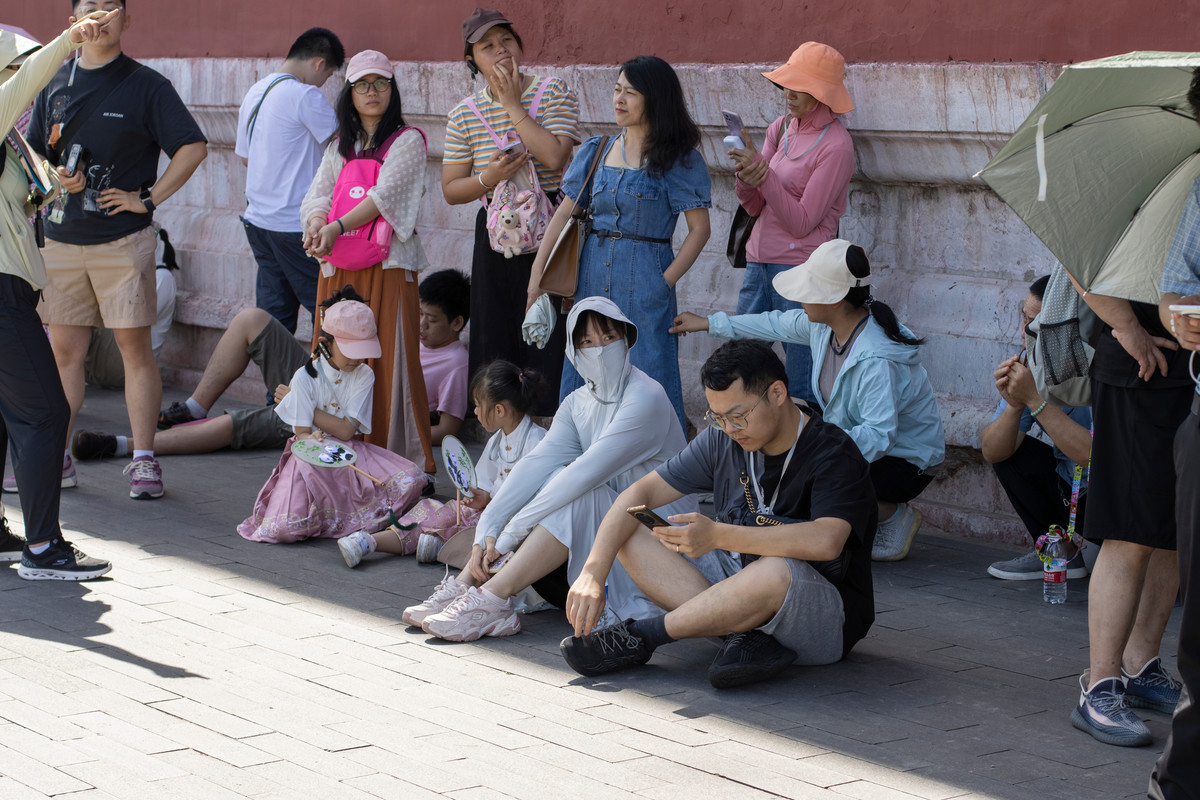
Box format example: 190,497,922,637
704,388,770,432
352,78,391,95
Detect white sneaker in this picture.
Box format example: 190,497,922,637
338,530,374,568
402,572,469,627
421,586,520,642
872,503,922,562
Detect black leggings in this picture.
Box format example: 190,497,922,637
991,437,1086,542
0,274,70,544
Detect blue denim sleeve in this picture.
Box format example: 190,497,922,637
664,149,713,215
560,135,602,206
1161,177,1200,296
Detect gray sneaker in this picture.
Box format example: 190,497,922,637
871,503,922,561
988,548,1088,580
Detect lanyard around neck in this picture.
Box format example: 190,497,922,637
780,121,832,162
746,415,805,515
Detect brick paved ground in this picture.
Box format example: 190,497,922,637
0,387,1179,799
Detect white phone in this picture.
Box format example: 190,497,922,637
1169,304,1200,318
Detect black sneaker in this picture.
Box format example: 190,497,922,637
18,538,111,581
560,618,655,677
72,429,118,461
157,401,198,430
707,630,797,689
0,515,24,562
421,473,436,497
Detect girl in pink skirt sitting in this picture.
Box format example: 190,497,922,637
238,292,425,544
338,360,546,566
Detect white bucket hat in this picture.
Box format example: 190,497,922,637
772,239,870,304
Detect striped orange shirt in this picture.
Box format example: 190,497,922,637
444,75,580,193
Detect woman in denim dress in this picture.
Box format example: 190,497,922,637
529,56,711,433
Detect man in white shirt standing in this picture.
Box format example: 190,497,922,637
234,28,343,335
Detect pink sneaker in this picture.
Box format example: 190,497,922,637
421,586,520,642
123,456,163,500
403,572,469,627
4,456,77,493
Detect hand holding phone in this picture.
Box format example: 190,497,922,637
1168,304,1200,318
627,505,670,530
64,144,86,177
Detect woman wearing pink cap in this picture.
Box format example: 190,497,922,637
238,290,426,544
301,49,433,475
729,42,856,404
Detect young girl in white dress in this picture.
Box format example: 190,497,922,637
339,360,547,567
237,293,425,544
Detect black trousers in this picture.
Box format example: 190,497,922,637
0,274,69,545
870,455,935,505
1150,397,1200,800
991,437,1087,542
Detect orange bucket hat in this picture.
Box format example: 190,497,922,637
761,42,854,115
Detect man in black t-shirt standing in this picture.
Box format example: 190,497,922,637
561,340,877,688
28,0,207,501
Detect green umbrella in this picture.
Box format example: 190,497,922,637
978,51,1200,304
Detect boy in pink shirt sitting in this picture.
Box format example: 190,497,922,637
418,270,471,444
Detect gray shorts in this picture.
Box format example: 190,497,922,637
692,550,844,665
226,317,308,451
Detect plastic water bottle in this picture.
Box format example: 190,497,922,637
1042,533,1068,604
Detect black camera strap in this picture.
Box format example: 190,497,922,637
50,56,141,163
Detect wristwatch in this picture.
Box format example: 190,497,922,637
139,188,156,213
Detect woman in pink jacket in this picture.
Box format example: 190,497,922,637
730,42,855,403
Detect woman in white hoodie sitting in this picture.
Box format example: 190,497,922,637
404,296,697,642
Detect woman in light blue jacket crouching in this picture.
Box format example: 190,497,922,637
672,239,944,563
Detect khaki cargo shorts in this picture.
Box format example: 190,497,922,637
38,226,158,329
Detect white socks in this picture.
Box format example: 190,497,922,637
185,397,208,419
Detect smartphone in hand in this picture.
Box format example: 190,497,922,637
721,110,746,150
627,504,670,530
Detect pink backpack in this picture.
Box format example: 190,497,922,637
464,79,556,259
325,126,427,271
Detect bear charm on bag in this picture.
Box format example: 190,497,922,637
464,79,557,258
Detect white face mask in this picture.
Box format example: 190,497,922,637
573,339,628,401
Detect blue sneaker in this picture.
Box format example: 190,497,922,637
1123,657,1181,714
1070,674,1152,747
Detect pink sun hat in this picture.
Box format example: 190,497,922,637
322,300,382,359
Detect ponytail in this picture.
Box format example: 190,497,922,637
469,360,547,416
844,245,924,347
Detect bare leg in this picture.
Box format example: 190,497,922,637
481,525,568,599
662,557,791,640
1088,538,1155,681
616,525,714,611
878,500,898,520
1122,547,1180,673
48,324,93,448
112,326,161,452
152,416,235,455
191,308,272,409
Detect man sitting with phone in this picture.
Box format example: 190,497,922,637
560,339,877,689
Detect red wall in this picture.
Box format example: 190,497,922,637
11,0,1196,65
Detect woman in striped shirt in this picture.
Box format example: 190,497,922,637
442,8,580,417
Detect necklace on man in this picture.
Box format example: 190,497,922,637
830,314,869,357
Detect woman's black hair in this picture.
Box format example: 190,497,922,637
156,227,179,271
335,76,406,161
1029,274,1050,300
618,55,701,177
571,309,633,349
469,360,545,416
842,244,924,346
305,285,367,377
464,24,524,78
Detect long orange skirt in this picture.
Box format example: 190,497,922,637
313,265,434,474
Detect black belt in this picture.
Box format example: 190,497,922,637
590,229,671,244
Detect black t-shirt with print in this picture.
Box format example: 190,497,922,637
657,405,878,655
28,54,206,246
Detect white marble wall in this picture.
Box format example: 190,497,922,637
146,57,1065,545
